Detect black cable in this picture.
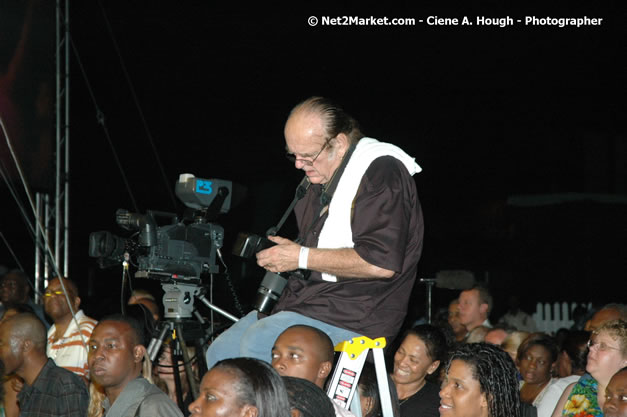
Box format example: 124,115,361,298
223,271,245,317
96,0,178,212
68,36,140,213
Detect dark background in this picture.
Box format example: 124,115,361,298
2,2,626,324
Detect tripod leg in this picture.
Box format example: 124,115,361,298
175,322,200,400
169,339,186,410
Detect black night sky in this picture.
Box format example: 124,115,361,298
2,2,626,322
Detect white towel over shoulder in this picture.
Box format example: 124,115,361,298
317,137,421,282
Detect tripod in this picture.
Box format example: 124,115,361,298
146,282,239,411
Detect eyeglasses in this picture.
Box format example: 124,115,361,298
285,138,332,166
43,290,65,297
587,339,621,352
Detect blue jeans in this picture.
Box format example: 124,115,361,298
205,310,362,368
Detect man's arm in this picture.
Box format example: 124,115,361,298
256,236,395,279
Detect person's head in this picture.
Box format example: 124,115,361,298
87,315,147,399
448,299,466,340
516,333,559,386
485,327,510,346
0,313,47,376
358,362,400,417
586,319,627,385
585,304,627,332
271,325,334,389
283,376,335,417
501,331,530,363
284,97,362,185
43,276,80,322
128,289,161,321
124,303,157,348
556,330,590,378
154,342,199,405
393,325,448,388
466,326,490,344
440,343,520,417
603,367,627,417
458,286,492,331
0,270,30,305
189,357,291,417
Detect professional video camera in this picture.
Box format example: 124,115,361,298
88,174,233,285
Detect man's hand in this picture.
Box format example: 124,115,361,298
11,376,24,393
256,236,300,273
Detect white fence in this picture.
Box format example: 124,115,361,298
532,302,592,334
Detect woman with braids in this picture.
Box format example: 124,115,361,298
282,376,335,417
189,357,291,417
391,324,449,417
439,342,521,417
359,362,400,417
551,319,627,417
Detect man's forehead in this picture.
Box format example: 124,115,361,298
285,111,326,144
277,328,320,350
609,370,627,389
461,289,479,300
93,321,133,340
47,279,64,290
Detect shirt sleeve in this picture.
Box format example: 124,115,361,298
351,156,415,274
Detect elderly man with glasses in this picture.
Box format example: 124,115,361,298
206,96,424,367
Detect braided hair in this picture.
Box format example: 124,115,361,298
446,343,520,417
283,376,335,417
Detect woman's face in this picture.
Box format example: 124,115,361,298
518,344,555,385
439,360,488,417
392,334,439,387
586,331,627,385
189,368,255,417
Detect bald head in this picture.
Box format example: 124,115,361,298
287,325,334,362
586,305,627,332
289,96,362,145
4,313,47,351
271,325,335,388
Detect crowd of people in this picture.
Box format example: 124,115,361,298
0,97,625,417
0,269,625,417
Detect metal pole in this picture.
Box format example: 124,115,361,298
55,0,62,275
63,0,70,278
34,194,42,304
55,0,70,277
44,195,51,286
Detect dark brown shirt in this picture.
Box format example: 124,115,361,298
272,156,424,342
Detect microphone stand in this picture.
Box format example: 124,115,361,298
419,278,436,324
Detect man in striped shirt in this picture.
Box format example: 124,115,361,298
44,276,97,382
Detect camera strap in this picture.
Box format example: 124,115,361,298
265,176,310,237
266,141,357,243
296,142,358,244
